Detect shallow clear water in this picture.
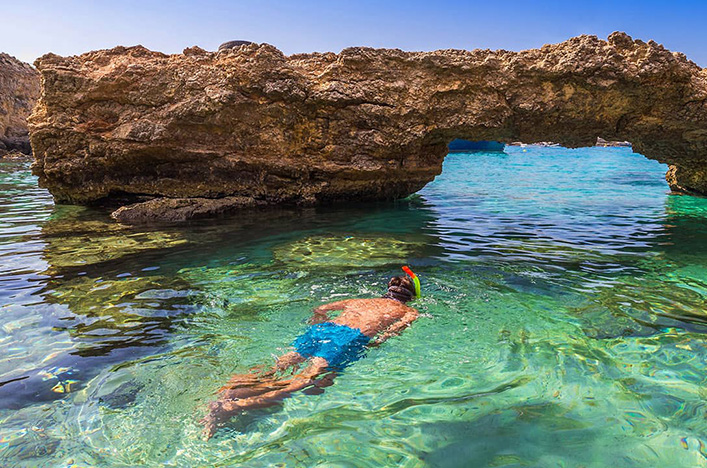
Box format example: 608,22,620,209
1,146,706,467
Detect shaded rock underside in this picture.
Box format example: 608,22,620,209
29,32,707,221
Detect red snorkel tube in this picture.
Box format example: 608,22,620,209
402,266,421,299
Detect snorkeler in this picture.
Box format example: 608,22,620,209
201,271,420,439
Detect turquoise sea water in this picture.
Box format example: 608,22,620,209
1,146,706,467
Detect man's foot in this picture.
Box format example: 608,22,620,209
201,401,227,440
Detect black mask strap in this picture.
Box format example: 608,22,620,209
383,285,413,303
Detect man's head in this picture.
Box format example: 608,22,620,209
383,275,416,303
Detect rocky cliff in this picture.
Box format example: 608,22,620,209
0,53,39,155
28,33,707,221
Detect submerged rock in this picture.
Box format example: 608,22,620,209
272,234,424,268
98,381,142,409
111,195,264,223
40,206,188,270
0,427,60,462
0,53,40,156
28,32,707,219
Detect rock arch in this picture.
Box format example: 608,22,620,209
29,33,707,221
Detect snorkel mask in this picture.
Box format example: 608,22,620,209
402,266,421,299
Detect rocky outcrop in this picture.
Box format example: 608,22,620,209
0,53,40,155
29,32,707,221
111,195,263,223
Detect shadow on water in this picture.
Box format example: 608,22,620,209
0,197,444,410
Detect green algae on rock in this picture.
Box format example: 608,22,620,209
178,264,306,317
40,205,188,271
272,234,424,268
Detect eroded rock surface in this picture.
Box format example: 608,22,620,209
29,33,707,220
111,196,263,223
0,54,40,155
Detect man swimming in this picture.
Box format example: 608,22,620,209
201,274,419,439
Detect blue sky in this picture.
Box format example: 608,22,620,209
2,0,705,66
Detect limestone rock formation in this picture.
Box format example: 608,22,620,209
28,33,707,221
111,195,263,223
218,40,254,51
0,53,40,155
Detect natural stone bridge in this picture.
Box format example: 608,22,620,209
28,32,707,222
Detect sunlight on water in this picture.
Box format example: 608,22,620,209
1,147,706,467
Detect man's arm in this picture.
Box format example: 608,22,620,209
370,310,419,347
311,300,351,324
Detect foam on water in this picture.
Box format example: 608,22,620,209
1,147,706,467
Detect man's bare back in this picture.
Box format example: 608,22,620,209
201,274,419,439
316,298,418,343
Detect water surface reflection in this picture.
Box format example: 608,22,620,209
1,148,707,467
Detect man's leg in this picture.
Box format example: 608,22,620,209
202,357,330,439
218,352,306,392
218,357,329,411
275,351,307,370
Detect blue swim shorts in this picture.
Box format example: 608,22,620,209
292,322,370,369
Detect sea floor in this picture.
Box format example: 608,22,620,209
1,146,706,467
